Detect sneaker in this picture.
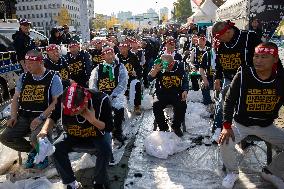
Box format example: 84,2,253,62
222,173,239,189
211,128,221,143
66,181,82,189
35,156,49,169
134,106,142,115
261,168,284,188
173,127,183,137
25,150,37,169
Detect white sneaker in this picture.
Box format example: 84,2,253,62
261,169,284,189
211,128,221,143
222,173,239,189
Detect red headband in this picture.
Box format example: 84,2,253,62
69,43,80,48
119,43,129,47
255,46,278,57
46,44,59,52
102,48,114,55
63,83,92,115
25,55,42,61
198,37,206,40
214,21,235,38
166,40,175,45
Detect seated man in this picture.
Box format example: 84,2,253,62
38,83,113,189
219,42,284,189
0,50,63,169
148,54,189,137
89,47,128,143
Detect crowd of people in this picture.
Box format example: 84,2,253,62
0,18,283,189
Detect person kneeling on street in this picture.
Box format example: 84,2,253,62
148,54,189,137
38,83,113,189
0,50,63,169
219,42,284,189
89,47,128,143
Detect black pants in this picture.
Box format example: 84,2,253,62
125,81,141,107
191,75,201,91
53,133,112,184
153,94,187,131
113,108,124,136
0,116,52,152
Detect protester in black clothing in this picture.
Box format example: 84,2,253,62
89,47,128,143
210,20,262,141
117,42,142,115
61,24,72,45
88,39,104,69
12,19,35,72
44,44,71,89
148,54,189,137
189,35,210,91
49,27,62,45
65,41,92,88
219,42,284,189
250,18,263,40
38,83,113,189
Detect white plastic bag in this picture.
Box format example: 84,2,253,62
112,94,127,110
141,94,154,110
34,137,55,164
144,131,181,159
0,104,11,119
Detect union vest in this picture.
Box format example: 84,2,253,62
89,48,103,68
44,57,69,80
217,30,252,80
19,70,55,117
62,93,108,138
97,63,120,95
66,51,88,87
234,67,284,127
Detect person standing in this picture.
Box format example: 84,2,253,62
12,19,35,72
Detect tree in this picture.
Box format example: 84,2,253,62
174,0,193,23
122,20,136,30
106,16,119,29
92,14,107,29
54,7,71,26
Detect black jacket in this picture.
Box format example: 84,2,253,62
12,29,35,61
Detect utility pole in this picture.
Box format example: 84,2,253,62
79,0,90,42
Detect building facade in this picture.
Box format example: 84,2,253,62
15,0,94,35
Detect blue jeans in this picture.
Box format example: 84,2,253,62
53,132,112,184
212,78,232,131
201,77,213,105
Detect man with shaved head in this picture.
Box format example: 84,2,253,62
211,20,262,142
0,50,63,169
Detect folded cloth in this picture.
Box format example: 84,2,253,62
34,137,55,164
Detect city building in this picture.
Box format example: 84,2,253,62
15,0,94,35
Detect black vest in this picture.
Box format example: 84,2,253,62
44,57,69,80
62,92,108,138
217,30,250,80
97,62,120,95
19,70,55,117
193,47,209,69
234,67,284,127
89,48,103,68
66,51,88,87
131,49,143,63
156,62,184,95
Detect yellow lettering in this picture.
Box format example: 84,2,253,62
220,53,242,70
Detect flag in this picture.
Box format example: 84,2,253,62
192,0,203,7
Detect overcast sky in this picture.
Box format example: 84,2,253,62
93,0,177,15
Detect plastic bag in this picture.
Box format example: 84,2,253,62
111,94,127,110
0,104,11,119
144,131,185,159
34,137,55,164
141,94,154,110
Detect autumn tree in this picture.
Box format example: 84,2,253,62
106,16,119,29
92,14,107,29
174,0,193,23
122,20,136,30
54,7,71,26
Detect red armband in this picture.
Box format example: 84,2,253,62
223,121,232,129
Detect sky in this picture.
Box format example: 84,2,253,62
93,0,177,16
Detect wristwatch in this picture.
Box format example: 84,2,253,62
38,113,46,121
